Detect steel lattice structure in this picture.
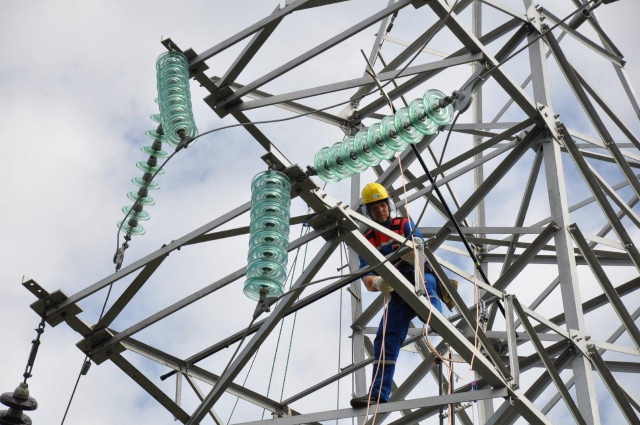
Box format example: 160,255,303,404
20,0,640,424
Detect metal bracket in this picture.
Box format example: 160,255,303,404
28,285,82,328
76,329,126,365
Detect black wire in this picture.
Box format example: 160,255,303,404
275,114,461,301
116,150,179,255
61,280,116,425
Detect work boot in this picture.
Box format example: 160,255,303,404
350,395,387,409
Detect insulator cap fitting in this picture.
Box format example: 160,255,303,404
0,383,37,425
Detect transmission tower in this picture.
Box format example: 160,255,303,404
6,0,640,424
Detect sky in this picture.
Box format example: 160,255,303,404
1,0,639,424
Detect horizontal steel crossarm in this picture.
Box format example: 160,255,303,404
225,53,483,114
280,334,425,405
217,0,416,107
186,236,340,424
560,127,640,271
512,297,587,425
394,118,533,195
210,82,350,128
481,252,633,267
88,225,332,360
43,201,251,319
189,0,316,68
569,225,640,351
382,35,449,58
569,129,640,164
355,17,525,120
234,389,509,425
121,339,306,416
344,230,508,388
533,275,640,333
538,7,624,67
480,0,527,22
529,170,640,229
428,0,538,117
420,226,543,234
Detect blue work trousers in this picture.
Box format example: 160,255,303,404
370,272,442,402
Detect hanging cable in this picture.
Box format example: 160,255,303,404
226,349,260,425
278,221,311,403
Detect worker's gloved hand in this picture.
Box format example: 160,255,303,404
373,276,394,294
400,237,423,265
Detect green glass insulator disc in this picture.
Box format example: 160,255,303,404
380,115,408,152
247,243,288,264
340,136,368,174
366,123,395,161
327,141,354,179
394,107,424,145
122,205,150,221
117,220,146,236
250,215,290,235
131,176,160,190
353,129,382,167
250,229,289,250
251,170,292,193
150,114,161,123
251,185,291,208
141,145,168,158
127,191,156,206
145,129,166,143
313,146,341,183
423,89,454,126
250,200,291,222
246,259,287,282
243,277,285,301
408,98,438,135
136,161,166,175
156,51,199,148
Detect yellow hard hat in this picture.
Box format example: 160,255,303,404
361,182,390,205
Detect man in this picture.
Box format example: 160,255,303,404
350,182,443,408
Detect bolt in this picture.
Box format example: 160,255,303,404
44,299,52,307
554,114,560,119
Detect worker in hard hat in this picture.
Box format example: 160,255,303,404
350,182,443,409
